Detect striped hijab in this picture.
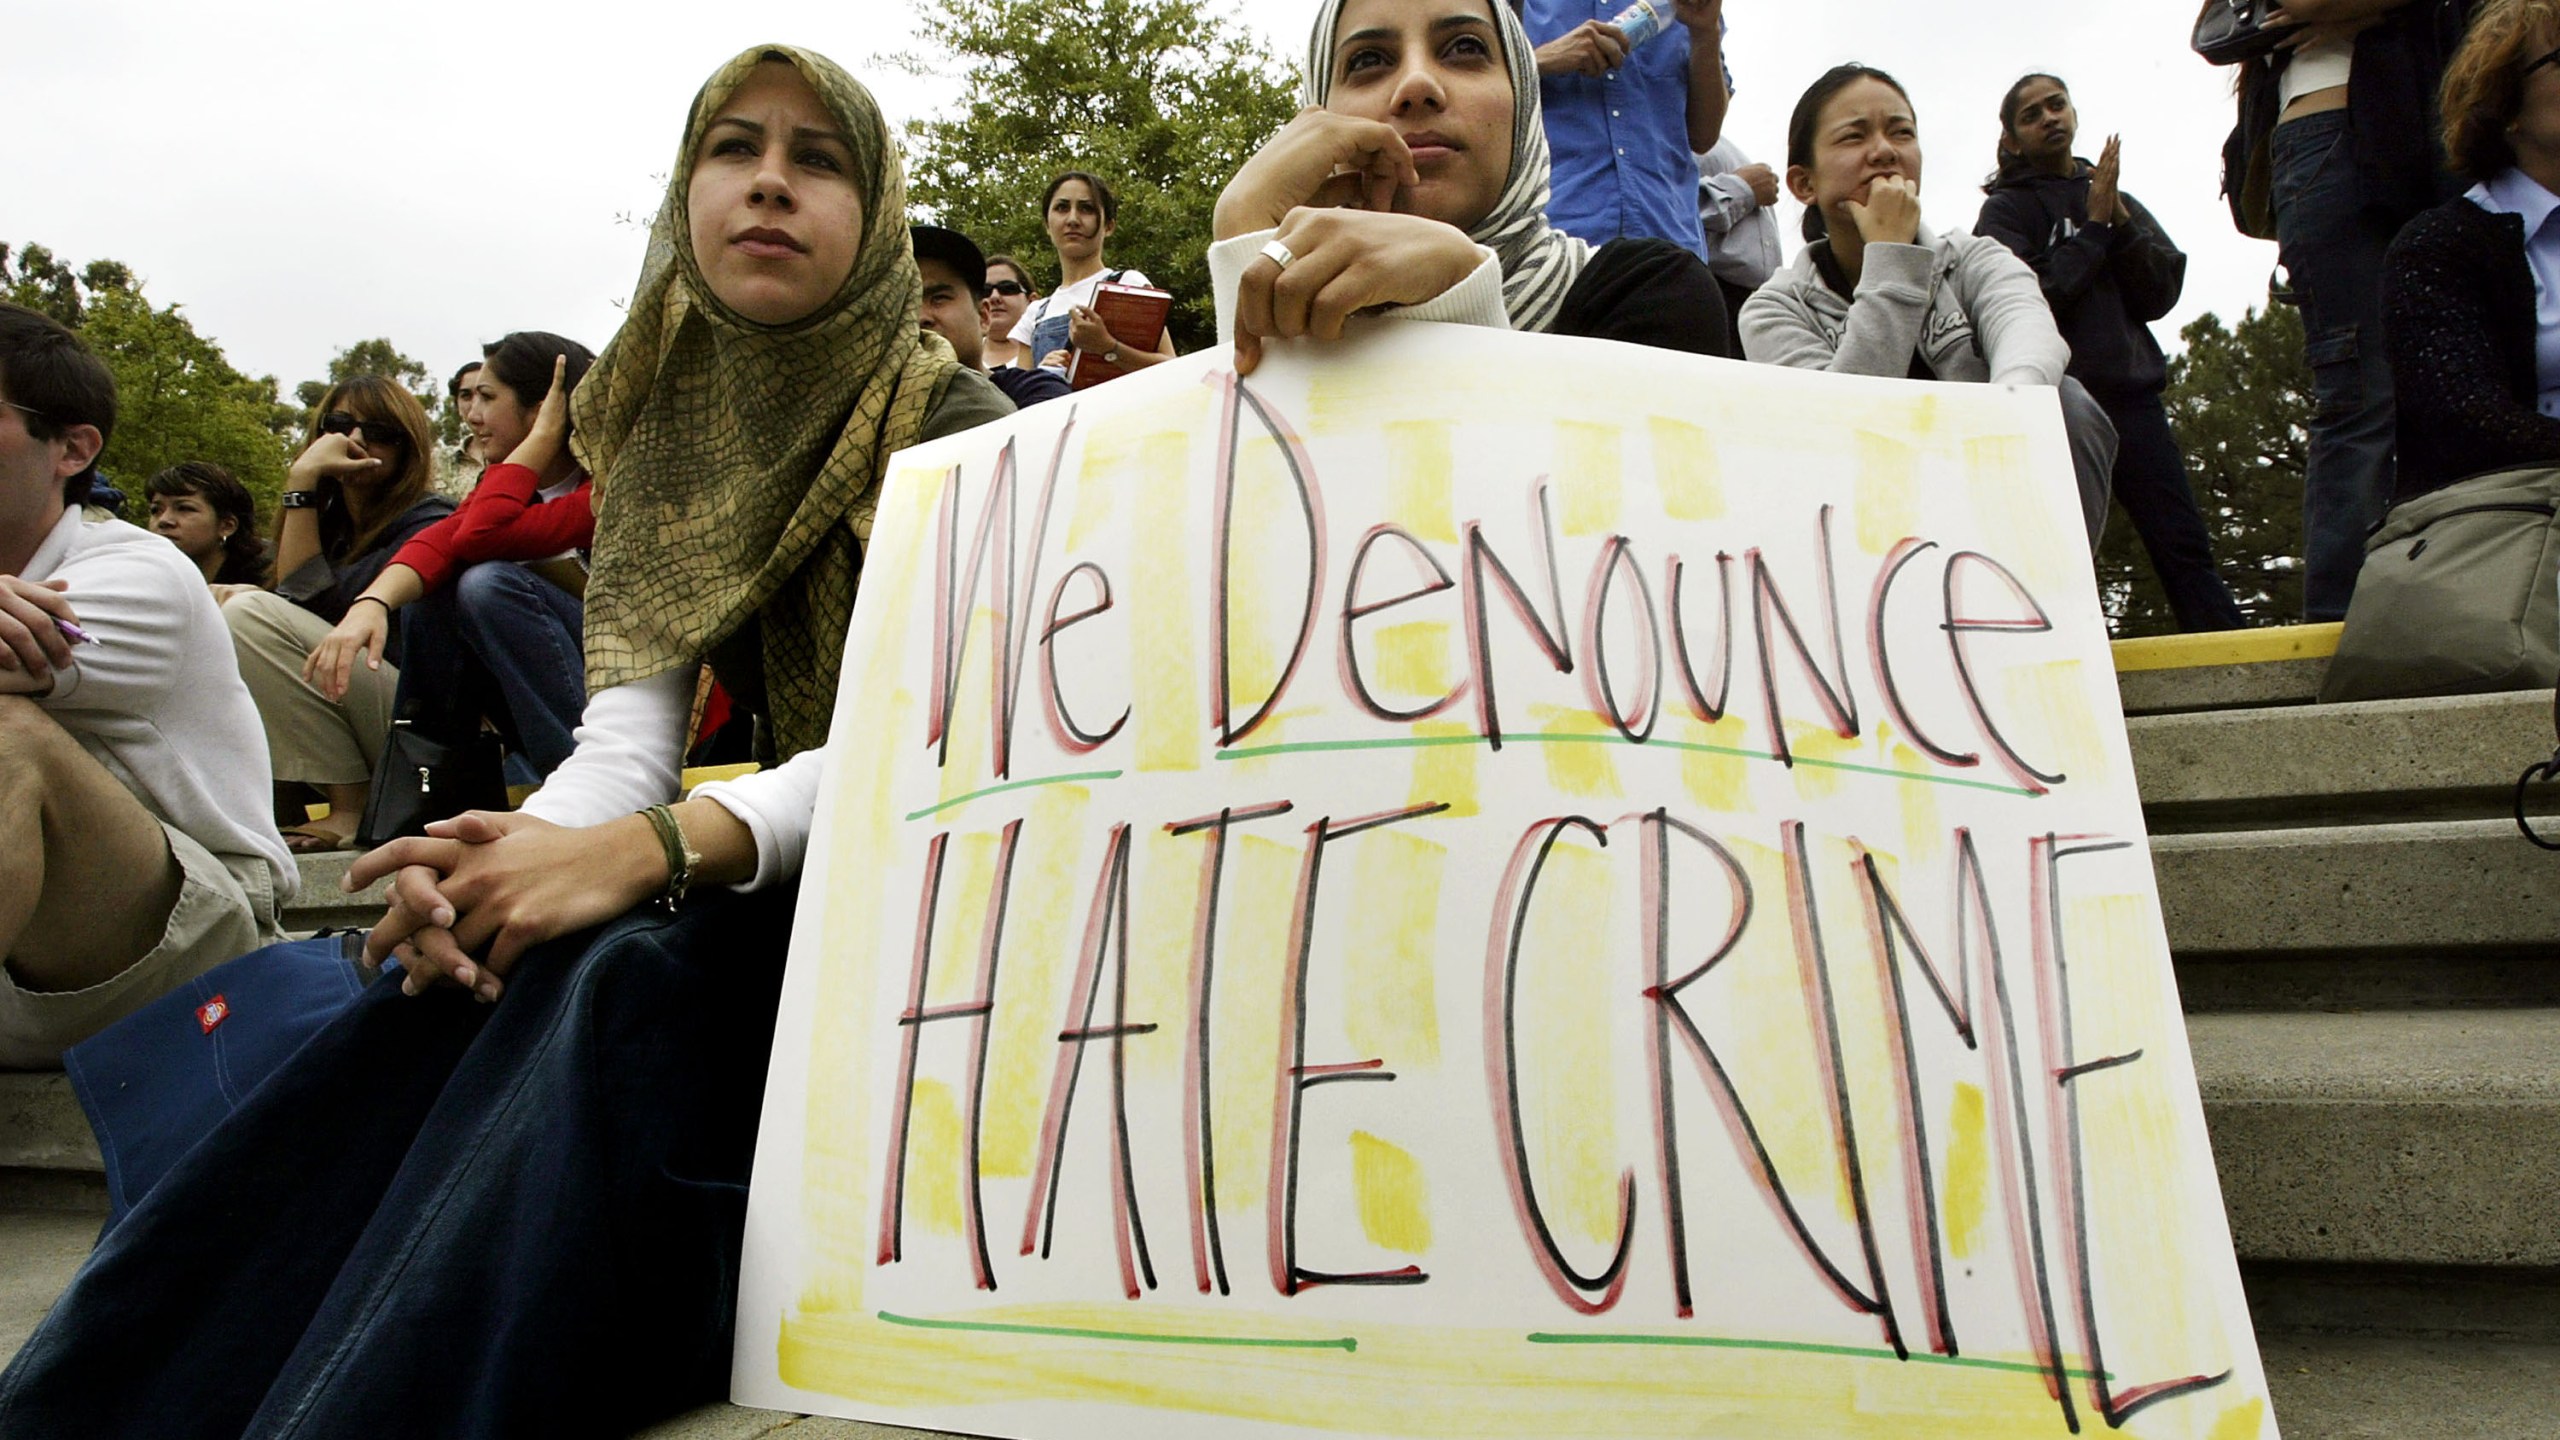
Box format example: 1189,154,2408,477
1302,0,1592,331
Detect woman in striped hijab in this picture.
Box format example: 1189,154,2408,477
1212,0,1730,370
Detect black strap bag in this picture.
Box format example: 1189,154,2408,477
2193,0,2300,66
355,721,510,848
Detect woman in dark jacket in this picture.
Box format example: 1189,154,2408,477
1977,73,2246,630
2383,0,2560,500
221,374,452,850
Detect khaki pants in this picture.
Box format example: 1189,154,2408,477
224,588,399,787
0,825,283,1069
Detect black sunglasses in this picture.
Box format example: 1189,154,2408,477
320,411,409,448
987,279,1029,297
2530,42,2560,75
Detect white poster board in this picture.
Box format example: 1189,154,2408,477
735,325,2276,1440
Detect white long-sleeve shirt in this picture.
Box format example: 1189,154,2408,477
517,665,817,891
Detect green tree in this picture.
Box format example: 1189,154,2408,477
296,337,435,414
2,244,295,513
2098,305,2312,635
896,0,1302,352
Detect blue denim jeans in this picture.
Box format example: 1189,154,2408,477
0,883,796,1440
2091,385,2249,631
395,562,586,778
2269,109,2401,621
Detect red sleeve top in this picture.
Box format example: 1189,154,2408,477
390,463,595,594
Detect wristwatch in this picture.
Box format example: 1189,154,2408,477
1103,349,1121,364
279,490,321,510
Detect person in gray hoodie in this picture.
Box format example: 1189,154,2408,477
1738,63,2116,545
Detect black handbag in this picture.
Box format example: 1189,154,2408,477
2193,0,2299,65
355,721,510,847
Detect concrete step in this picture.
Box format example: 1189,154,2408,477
2131,690,2559,832
2153,818,2560,956
2112,623,2340,716
0,1073,95,1177
2192,1009,2560,1268
282,850,390,935
9,1010,2550,1269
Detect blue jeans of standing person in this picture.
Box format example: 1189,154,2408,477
2091,384,2249,631
0,883,795,1440
2270,109,2401,622
395,561,586,778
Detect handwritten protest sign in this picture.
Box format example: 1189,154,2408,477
735,325,2276,1440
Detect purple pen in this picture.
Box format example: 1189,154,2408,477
54,617,98,647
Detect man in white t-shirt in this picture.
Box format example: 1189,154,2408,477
0,303,293,1068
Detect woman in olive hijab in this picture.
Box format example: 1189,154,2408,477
0,45,1006,1439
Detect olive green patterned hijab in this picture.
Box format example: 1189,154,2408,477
574,43,959,759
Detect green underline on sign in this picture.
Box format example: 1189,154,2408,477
877,1310,1359,1352
1213,731,2041,798
905,769,1126,822
1524,1331,2107,1379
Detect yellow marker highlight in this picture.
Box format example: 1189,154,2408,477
1854,430,1919,555
979,789,1092,1178
2206,1397,2268,1440
925,833,1004,1010
1072,396,1205,551
906,1078,966,1238
1383,420,1457,542
1211,834,1300,1212
1648,416,1723,520
1722,837,1853,1222
1782,720,1863,802
1373,621,1453,700
1407,718,1481,818
1344,831,1447,1066
1223,430,1302,721
1129,431,1200,771
1527,704,1623,798
1128,825,1200,1081
1554,419,1622,535
2003,659,2107,785
1519,839,1621,1246
1349,1131,1433,1255
778,1304,2123,1438
1664,711,1749,813
1942,1082,1989,1260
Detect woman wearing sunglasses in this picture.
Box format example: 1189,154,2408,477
222,375,450,851
2382,0,2560,501
980,252,1036,369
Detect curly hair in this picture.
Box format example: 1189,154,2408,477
2441,0,2560,182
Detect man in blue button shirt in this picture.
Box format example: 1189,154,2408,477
1526,0,1729,260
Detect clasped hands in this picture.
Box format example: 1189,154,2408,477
1213,108,1488,376
345,808,665,1002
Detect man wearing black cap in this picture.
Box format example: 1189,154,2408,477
912,225,1071,411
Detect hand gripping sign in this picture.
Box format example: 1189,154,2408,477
736,325,2277,1440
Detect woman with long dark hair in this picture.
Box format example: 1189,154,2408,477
302,330,598,778
0,42,1009,1439
144,460,267,587
221,374,451,851
1737,63,2116,543
1012,169,1180,375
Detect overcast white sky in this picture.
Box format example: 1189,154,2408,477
0,0,2267,392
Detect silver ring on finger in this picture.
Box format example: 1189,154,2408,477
1260,238,1296,271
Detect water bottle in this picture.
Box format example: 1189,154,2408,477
1610,0,1675,50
